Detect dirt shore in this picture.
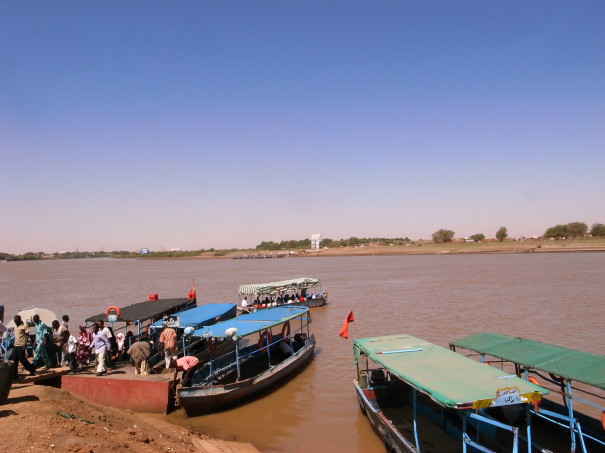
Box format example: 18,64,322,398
1,377,260,453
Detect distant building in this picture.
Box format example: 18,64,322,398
311,233,321,250
140,248,149,254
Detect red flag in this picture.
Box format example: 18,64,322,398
339,310,355,339
188,279,197,300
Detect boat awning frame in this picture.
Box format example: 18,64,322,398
449,332,605,390
238,278,320,296
450,332,605,453
6,306,58,328
354,334,546,409
149,303,237,330
85,298,196,324
191,306,308,340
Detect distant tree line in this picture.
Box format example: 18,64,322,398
111,249,219,258
256,236,411,250
544,222,605,239
430,222,605,244
0,250,112,262
431,227,509,243
0,248,222,261
3,222,604,261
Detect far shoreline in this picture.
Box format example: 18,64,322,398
176,238,605,260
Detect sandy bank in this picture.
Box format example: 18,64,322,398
0,378,260,453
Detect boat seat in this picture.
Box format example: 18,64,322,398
370,369,386,384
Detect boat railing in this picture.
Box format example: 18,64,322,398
192,330,305,385
1,332,14,360
530,370,605,415
191,343,260,386
452,345,605,453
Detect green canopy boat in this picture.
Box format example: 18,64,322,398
450,332,605,453
354,334,548,453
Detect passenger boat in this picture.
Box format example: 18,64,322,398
3,306,59,358
85,291,198,352
237,277,327,313
6,306,58,328
354,334,548,453
176,305,315,416
450,332,605,453
147,302,237,369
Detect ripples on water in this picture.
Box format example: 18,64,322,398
1,253,604,452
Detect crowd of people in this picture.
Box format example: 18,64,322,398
2,312,188,380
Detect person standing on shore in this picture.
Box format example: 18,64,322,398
8,315,36,378
98,320,114,369
61,315,70,365
159,324,177,370
76,324,93,366
91,323,110,376
66,334,78,374
52,319,69,367
31,314,53,370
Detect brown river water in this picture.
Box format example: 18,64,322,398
1,253,604,452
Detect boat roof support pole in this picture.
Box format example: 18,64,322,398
235,339,241,381
524,403,532,453
472,412,520,453
565,380,577,452
305,312,311,337
266,333,272,367
574,419,587,453
564,379,582,453
411,387,420,451
462,416,468,453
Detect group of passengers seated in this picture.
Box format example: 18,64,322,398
276,332,308,357
247,293,308,308
241,290,326,310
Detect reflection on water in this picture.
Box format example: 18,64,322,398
2,253,604,452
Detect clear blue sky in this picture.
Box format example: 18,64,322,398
1,1,604,254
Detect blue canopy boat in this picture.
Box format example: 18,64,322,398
450,332,605,453
147,303,237,369
354,334,548,453
176,305,315,416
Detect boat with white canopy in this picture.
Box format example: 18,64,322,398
237,277,327,313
